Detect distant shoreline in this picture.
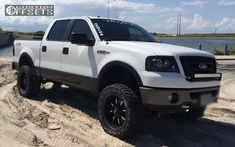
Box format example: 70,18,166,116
152,33,235,39
0,45,13,49
157,36,235,39
0,46,13,57
1,30,235,41
0,33,14,48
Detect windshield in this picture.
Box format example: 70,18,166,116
91,19,157,42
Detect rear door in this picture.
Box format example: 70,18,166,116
61,19,97,91
40,20,71,80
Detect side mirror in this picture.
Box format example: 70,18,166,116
71,33,95,46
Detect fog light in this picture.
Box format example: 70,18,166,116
168,93,179,104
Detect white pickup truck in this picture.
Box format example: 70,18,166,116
13,16,221,138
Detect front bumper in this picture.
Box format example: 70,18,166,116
140,86,220,111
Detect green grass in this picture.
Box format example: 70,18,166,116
13,31,44,40
213,48,225,55
0,29,45,40
13,32,33,40
213,43,235,55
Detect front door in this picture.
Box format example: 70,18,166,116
61,19,97,91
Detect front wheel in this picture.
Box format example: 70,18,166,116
17,65,40,98
98,84,144,139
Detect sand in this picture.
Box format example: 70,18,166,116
0,57,235,147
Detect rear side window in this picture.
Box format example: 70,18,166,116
47,20,70,41
69,20,94,40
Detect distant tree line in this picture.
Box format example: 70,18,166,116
13,31,45,40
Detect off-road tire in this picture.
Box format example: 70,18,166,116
98,84,144,139
17,65,40,98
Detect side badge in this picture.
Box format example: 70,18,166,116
97,50,110,55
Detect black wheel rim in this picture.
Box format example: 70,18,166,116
104,95,127,128
20,73,28,91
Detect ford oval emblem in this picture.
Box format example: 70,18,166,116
199,63,208,70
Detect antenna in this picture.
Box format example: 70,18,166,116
108,0,110,18
176,14,179,36
179,12,182,35
176,12,182,36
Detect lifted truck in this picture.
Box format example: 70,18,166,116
12,16,221,138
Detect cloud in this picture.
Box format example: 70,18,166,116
151,14,235,34
13,0,150,12
217,0,235,6
181,0,207,6
187,14,210,30
0,0,183,30
0,0,234,33
109,0,155,11
215,17,235,32
150,14,211,34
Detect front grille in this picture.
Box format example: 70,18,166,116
180,56,216,80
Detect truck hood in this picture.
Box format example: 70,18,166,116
106,41,214,57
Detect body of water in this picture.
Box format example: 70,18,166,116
158,38,235,53
0,38,234,56
0,46,13,57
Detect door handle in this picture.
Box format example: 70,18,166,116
42,46,47,52
63,47,69,55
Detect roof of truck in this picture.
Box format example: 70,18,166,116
55,16,121,21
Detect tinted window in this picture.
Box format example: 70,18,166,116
91,19,157,42
47,20,70,41
128,28,146,41
70,20,94,40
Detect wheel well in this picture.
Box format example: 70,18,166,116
97,63,142,95
19,53,34,70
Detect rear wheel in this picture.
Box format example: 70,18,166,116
98,84,144,139
17,65,40,97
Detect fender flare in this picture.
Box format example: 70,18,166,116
19,53,39,75
97,61,143,91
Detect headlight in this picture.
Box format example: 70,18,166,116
145,56,179,72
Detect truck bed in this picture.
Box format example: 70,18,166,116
13,40,42,66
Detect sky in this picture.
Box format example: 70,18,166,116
0,0,234,34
